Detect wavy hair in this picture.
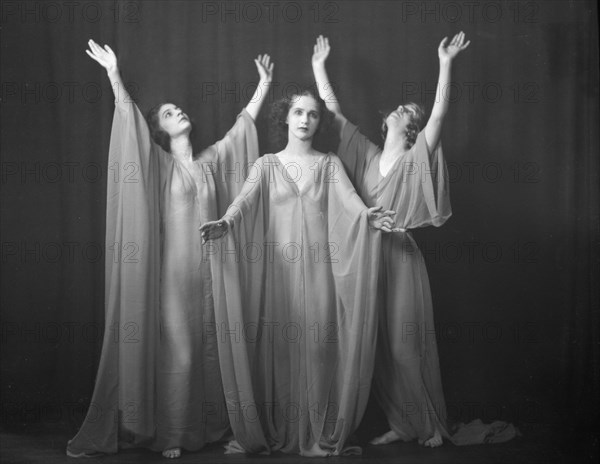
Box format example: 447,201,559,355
146,103,172,153
146,103,196,154
269,87,334,153
380,102,426,150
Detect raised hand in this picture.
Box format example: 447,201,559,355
312,35,331,68
199,219,230,243
367,206,396,233
438,31,470,62
246,54,274,120
86,39,118,74
254,54,274,83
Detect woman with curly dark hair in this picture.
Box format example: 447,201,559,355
67,40,273,459
268,87,335,152
312,33,470,448
200,89,394,456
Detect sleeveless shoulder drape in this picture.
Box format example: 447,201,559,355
67,99,258,455
208,154,381,456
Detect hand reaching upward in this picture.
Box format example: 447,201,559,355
86,39,118,74
438,31,470,63
254,54,274,83
312,35,331,68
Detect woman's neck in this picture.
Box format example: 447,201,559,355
382,131,408,159
283,135,314,157
170,135,193,162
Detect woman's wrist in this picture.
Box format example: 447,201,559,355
312,62,326,72
107,68,120,79
439,57,453,67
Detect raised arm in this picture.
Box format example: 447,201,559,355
244,54,274,121
424,32,470,150
86,39,132,105
311,35,347,129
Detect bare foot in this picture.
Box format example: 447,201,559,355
224,440,245,454
66,440,104,458
420,430,443,448
162,447,181,458
370,429,412,445
301,442,330,457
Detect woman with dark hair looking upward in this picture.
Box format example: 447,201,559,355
67,39,273,459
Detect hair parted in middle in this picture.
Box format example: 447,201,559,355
146,103,196,154
268,86,335,153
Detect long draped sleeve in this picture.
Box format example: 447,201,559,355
336,120,380,193
199,109,259,217
67,99,164,454
209,154,381,456
324,155,382,439
209,157,271,453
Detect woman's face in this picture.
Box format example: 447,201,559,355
385,104,417,136
158,103,191,138
286,95,321,141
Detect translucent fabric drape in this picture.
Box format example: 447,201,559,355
209,154,381,455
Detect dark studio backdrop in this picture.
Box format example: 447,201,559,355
1,0,598,455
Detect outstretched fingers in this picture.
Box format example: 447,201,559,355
86,40,104,64
85,49,101,64
88,39,105,57
262,54,274,73
103,43,116,56
86,39,117,69
312,34,331,63
452,31,471,51
255,53,274,80
439,31,470,58
450,32,461,46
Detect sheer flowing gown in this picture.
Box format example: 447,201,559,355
67,98,258,454
208,153,381,456
338,121,452,442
